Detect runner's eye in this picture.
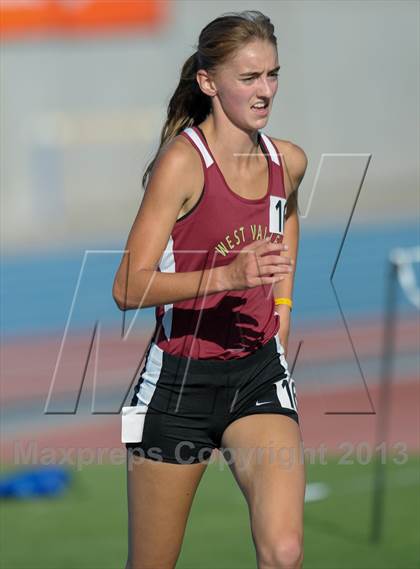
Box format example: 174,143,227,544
242,73,278,82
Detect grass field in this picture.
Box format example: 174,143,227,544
1,454,419,569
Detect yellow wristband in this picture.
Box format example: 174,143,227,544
274,297,293,310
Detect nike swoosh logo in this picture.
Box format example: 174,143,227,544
256,400,273,406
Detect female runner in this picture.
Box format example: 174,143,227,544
113,10,308,569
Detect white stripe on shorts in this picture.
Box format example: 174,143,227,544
273,335,298,412
121,342,164,443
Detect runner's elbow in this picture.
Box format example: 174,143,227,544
112,276,153,311
112,280,127,311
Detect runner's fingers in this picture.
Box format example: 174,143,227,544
257,255,294,268
256,275,286,285
258,265,293,276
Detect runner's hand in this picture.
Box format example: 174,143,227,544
223,237,294,291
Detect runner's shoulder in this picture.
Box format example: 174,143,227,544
270,137,308,190
147,132,204,199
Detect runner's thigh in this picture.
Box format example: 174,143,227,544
221,415,305,562
126,453,208,569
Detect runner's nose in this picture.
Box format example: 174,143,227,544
256,76,272,98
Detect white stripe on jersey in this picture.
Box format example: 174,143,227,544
260,132,280,165
184,127,214,168
159,235,175,340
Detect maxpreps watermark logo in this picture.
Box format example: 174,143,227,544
13,440,409,471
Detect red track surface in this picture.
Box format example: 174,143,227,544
1,379,418,464
2,317,418,402
1,318,419,464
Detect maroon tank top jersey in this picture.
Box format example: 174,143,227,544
152,125,287,360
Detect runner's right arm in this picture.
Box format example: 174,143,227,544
112,136,291,310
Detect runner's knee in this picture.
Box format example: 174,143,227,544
257,531,303,569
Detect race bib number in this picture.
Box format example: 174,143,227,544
275,376,298,412
269,196,286,235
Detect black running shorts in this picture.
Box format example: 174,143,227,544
122,335,299,465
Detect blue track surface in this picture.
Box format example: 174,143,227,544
1,221,418,339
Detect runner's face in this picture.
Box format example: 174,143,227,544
214,40,279,130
